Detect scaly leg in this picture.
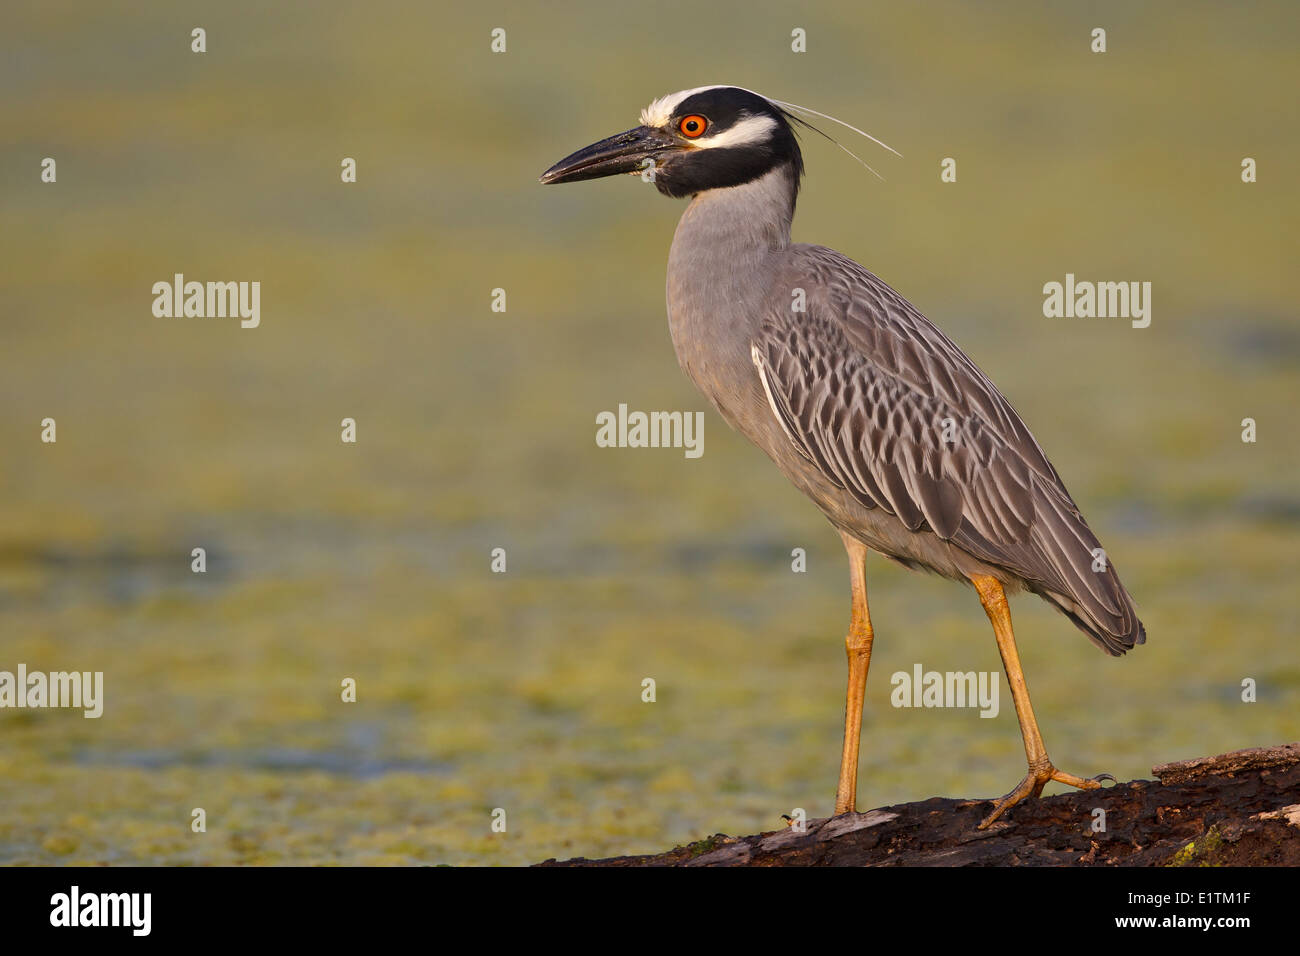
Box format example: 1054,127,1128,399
834,532,874,815
971,574,1112,828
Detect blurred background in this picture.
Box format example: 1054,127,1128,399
1,1,1296,865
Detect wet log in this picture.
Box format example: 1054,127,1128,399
538,743,1300,866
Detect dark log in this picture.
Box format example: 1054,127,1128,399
537,742,1300,866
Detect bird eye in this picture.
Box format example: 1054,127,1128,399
678,115,708,138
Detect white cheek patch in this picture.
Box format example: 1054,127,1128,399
640,85,727,127
692,113,778,149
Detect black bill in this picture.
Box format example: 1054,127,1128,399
539,125,679,185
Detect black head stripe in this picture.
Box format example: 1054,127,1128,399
671,87,785,131
653,87,804,199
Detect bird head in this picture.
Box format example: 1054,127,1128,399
539,86,804,199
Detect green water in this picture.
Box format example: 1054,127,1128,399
1,1,1296,864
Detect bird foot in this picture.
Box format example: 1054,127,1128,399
977,763,1114,829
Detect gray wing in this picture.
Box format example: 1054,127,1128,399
752,245,1144,654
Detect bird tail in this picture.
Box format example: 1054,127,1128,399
1026,486,1146,657
1034,584,1146,657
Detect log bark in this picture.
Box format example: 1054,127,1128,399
537,743,1300,866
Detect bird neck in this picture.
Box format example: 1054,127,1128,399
665,162,799,412
672,162,798,258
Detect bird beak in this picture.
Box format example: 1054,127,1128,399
539,125,680,185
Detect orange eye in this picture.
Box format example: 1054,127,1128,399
678,114,708,138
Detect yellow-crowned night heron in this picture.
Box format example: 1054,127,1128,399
540,86,1145,827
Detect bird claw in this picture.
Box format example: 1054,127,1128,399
977,762,1114,828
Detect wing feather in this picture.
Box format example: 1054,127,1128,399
751,245,1145,653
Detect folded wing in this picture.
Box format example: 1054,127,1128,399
752,246,1145,654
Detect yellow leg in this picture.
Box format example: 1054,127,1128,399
834,533,874,815
971,574,1112,828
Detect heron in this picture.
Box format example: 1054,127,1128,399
540,86,1145,827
